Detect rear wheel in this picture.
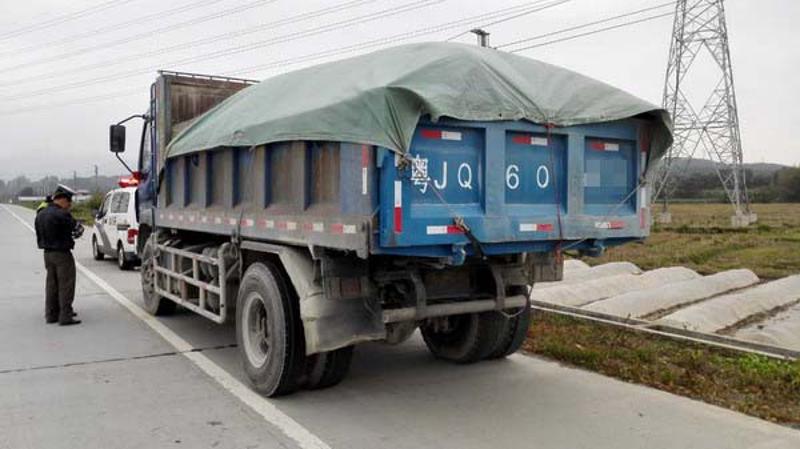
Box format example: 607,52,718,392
117,244,132,270
486,286,532,359
303,346,355,390
92,236,104,260
420,312,505,364
486,307,531,359
141,238,176,316
236,262,306,397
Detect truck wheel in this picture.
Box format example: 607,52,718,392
236,262,306,397
486,307,532,359
141,239,176,316
92,236,104,260
486,286,532,359
303,346,354,390
420,312,505,364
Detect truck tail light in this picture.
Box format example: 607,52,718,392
127,228,138,244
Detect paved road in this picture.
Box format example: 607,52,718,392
2,204,799,449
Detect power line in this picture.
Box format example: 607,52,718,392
0,0,442,101
0,0,560,114
496,1,675,49
0,0,376,86
444,0,571,42
506,11,674,54
0,0,137,42
0,0,282,74
0,0,224,57
1,0,377,87
228,0,573,76
3,0,670,114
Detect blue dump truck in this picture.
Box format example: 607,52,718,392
109,43,671,396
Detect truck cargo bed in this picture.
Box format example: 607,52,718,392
157,116,650,260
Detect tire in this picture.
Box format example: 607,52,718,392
92,236,104,260
420,312,506,364
141,238,176,316
236,262,306,397
303,346,354,390
486,306,532,359
117,244,132,270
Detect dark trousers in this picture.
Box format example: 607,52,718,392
44,250,76,323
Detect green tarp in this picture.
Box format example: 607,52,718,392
167,42,672,162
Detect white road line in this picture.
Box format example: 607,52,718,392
1,205,332,449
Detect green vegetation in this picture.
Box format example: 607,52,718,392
524,312,800,425
585,203,800,279
19,193,103,226
673,165,800,203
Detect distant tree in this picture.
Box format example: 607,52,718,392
16,186,35,197
774,168,800,202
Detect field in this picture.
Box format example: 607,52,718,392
525,313,800,426
584,203,800,279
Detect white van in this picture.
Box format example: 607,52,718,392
91,186,139,270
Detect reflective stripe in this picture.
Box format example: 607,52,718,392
394,180,402,233
595,221,625,229
590,142,620,152
361,145,369,195
519,223,554,232
426,225,464,235
512,135,549,146
421,129,462,141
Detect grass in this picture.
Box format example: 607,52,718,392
584,203,800,279
524,312,800,426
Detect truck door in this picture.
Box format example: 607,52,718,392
94,192,114,252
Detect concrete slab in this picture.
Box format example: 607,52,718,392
564,259,590,271
584,269,760,318
734,302,800,351
536,261,642,289
657,275,800,333
0,355,295,449
533,267,700,307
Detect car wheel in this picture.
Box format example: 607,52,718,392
117,244,131,270
92,236,104,261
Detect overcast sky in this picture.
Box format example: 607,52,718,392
0,0,797,181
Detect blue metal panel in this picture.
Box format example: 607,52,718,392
376,117,648,258
504,132,567,215
583,138,637,216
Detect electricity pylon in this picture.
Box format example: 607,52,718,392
652,0,755,226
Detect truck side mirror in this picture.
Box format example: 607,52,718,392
110,124,126,153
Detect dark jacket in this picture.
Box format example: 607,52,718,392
35,204,76,251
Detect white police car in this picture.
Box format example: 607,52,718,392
91,183,139,270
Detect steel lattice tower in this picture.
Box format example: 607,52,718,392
653,0,754,226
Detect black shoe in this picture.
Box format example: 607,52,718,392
46,319,58,324
72,312,78,317
59,319,82,326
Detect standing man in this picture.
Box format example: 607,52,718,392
34,185,82,326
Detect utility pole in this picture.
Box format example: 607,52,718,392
94,165,99,194
470,28,490,47
652,0,754,227
73,170,78,191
